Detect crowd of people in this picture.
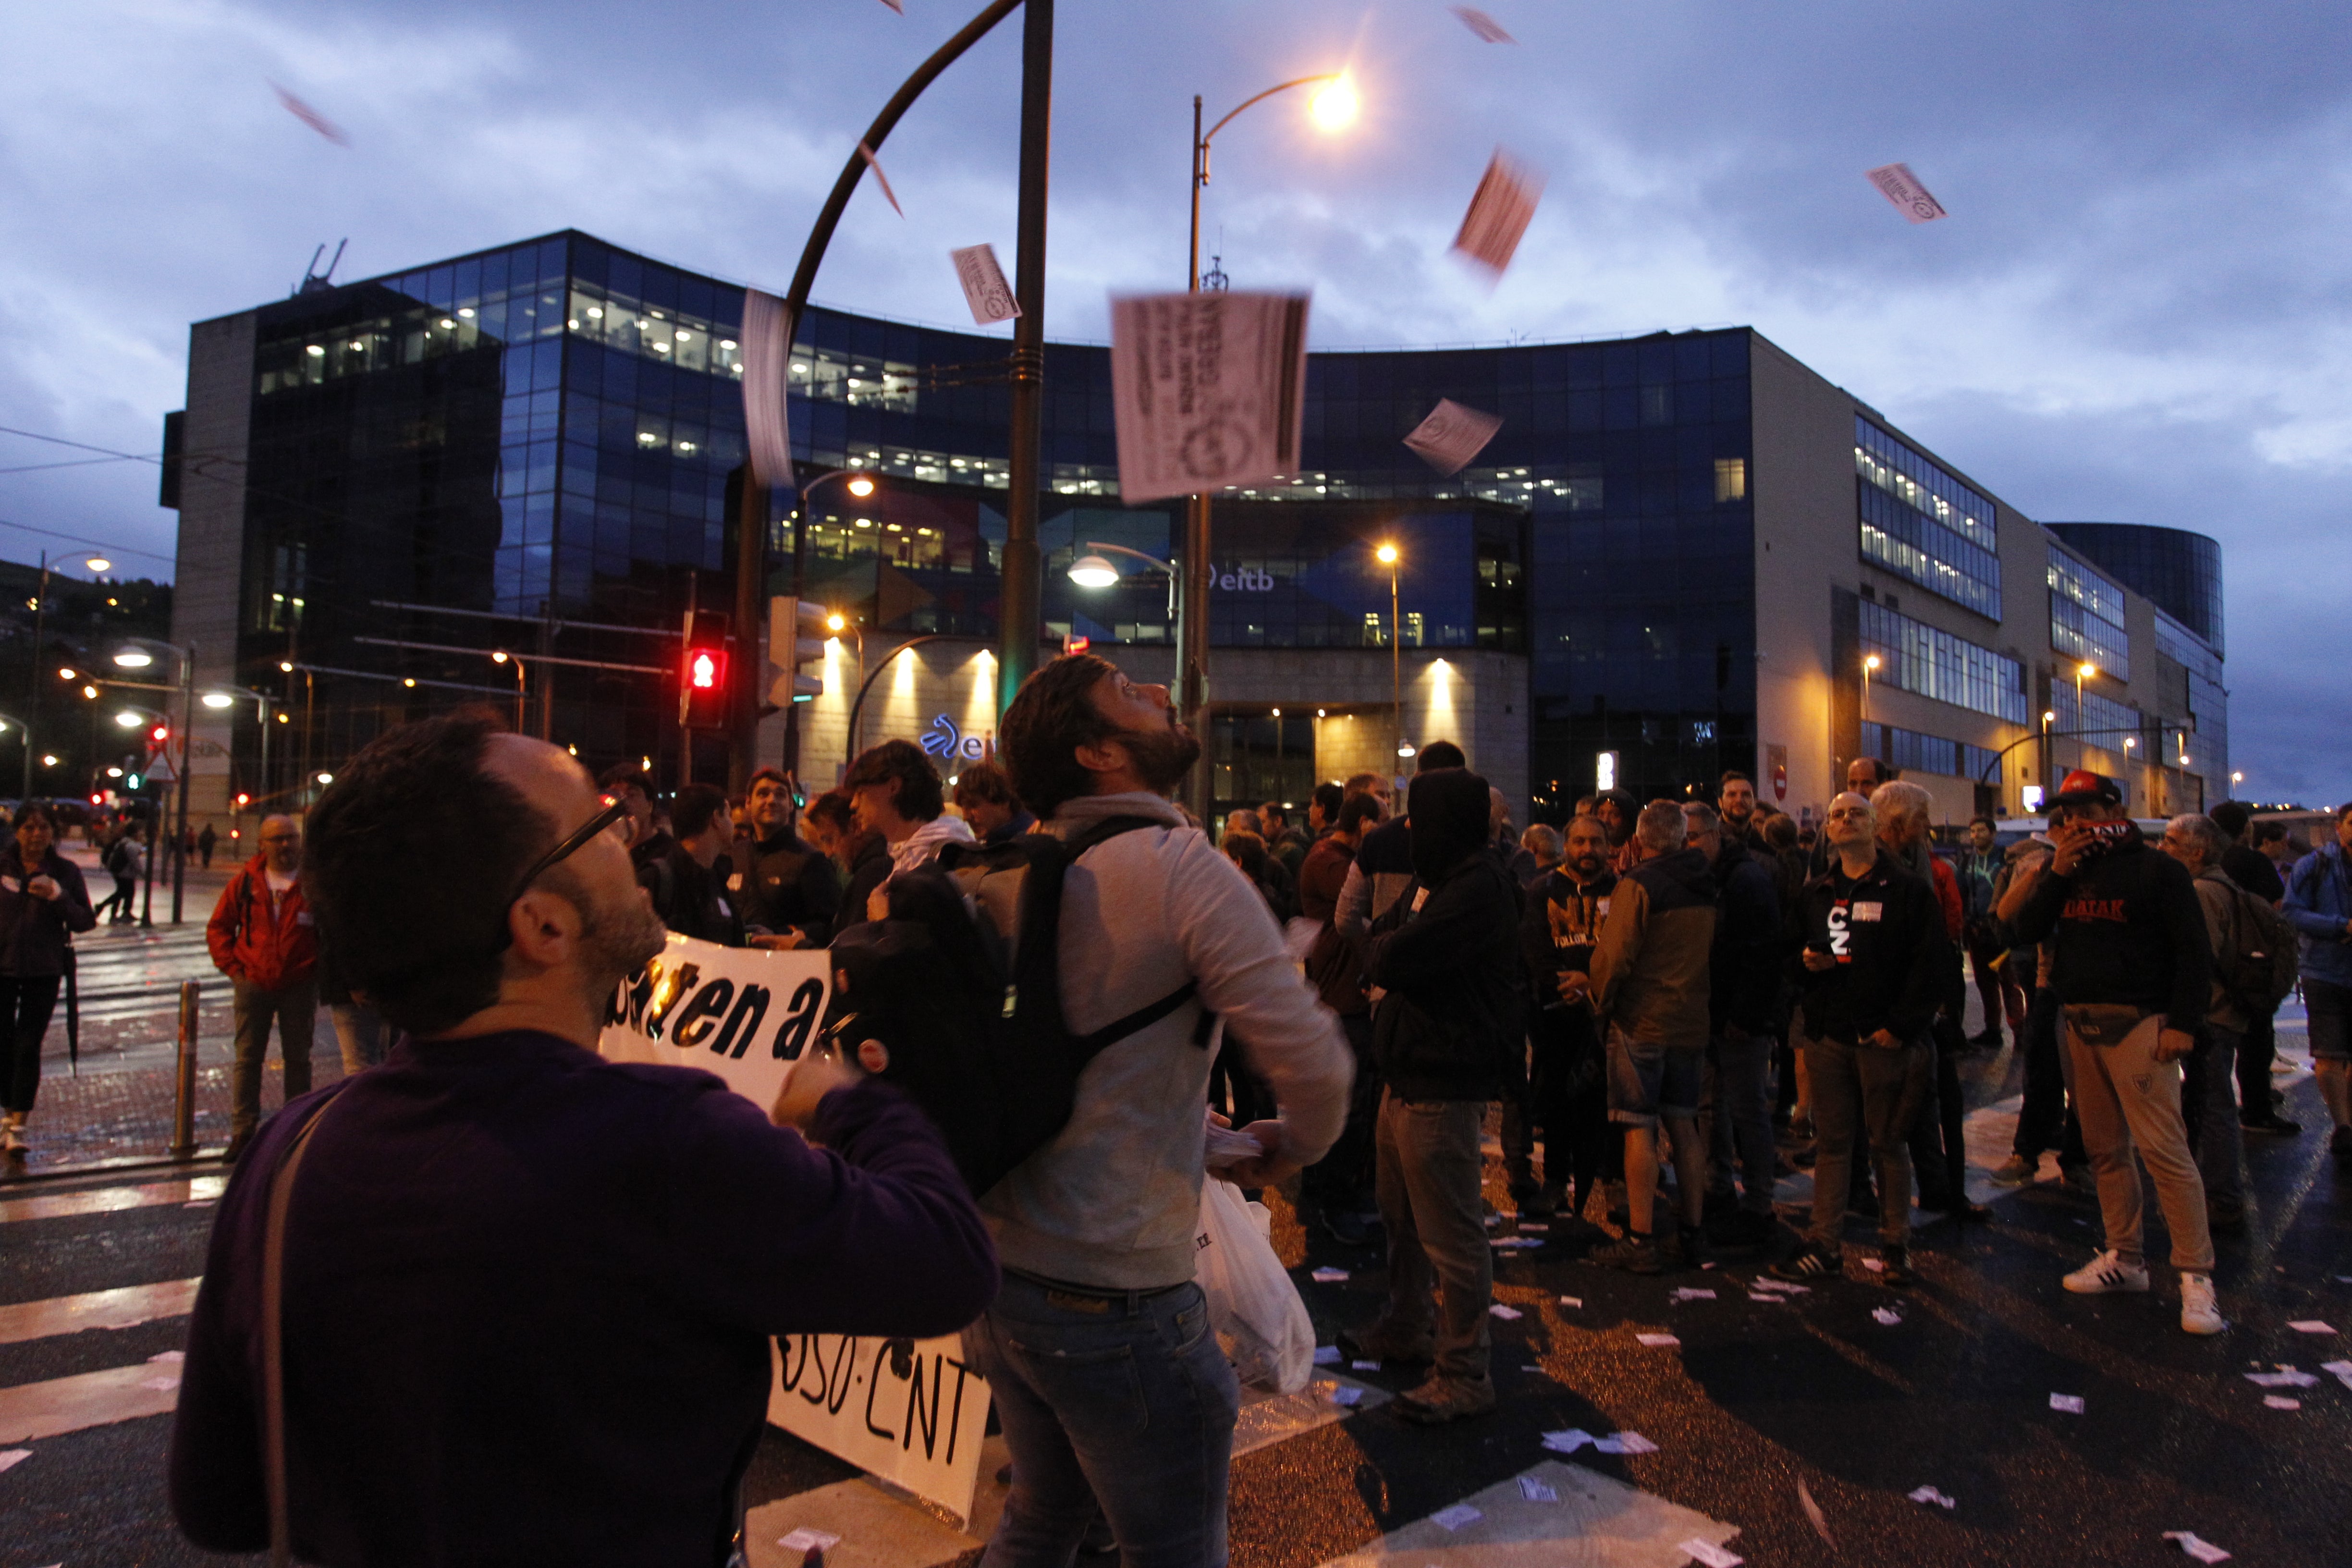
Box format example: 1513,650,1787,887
153,658,2352,1567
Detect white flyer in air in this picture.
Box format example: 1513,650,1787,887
951,244,1019,325
1865,162,1948,223
740,288,795,488
1403,399,1504,476
1110,291,1310,504
1452,149,1545,275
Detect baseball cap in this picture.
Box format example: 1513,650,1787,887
2053,769,2121,807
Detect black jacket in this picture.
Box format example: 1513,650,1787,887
1365,770,1524,1101
1789,847,1947,1046
1709,839,1783,1036
834,833,891,941
740,829,842,945
638,847,744,948
1520,867,1617,1012
2009,823,2211,1033
0,846,95,978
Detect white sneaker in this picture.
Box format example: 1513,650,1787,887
2179,1273,2226,1335
2062,1249,2150,1294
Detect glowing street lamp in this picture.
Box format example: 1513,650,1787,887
1376,541,1405,760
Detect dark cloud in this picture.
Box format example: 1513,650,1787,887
2,0,2344,795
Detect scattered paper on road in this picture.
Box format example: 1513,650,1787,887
2163,1531,2232,1563
1862,1258,1886,1274
1490,1304,1523,1320
270,83,350,147
1518,1475,1558,1503
1431,1504,1483,1531
1353,1359,1379,1371
1450,6,1515,43
1491,1237,1541,1250
1558,1296,1582,1308
0,1449,28,1473
2263,1395,2301,1410
1311,1267,1350,1283
779,1530,842,1555
1110,292,1311,504
1865,162,1948,223
1404,399,1504,476
856,143,905,217
1909,1486,1957,1509
1670,1288,1718,1304
1313,1346,1341,1364
2288,1320,2337,1334
1679,1538,1743,1568
1451,149,1544,276
2244,1370,2316,1387
1635,1332,1681,1347
2050,1393,2085,1414
1518,1222,1549,1232
1328,1384,1363,1407
1797,1479,1836,1549
950,244,1019,325
1541,1428,1594,1453
183,1200,215,1209
1595,1431,1658,1455
1873,1307,1902,1325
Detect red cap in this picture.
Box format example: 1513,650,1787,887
2054,769,2120,806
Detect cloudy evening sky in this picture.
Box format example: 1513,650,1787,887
2,0,2345,800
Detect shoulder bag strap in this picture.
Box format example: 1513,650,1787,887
262,1095,340,1568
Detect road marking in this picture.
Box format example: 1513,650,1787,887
0,1278,201,1345
0,1176,225,1225
0,1361,180,1445
1311,1459,1739,1568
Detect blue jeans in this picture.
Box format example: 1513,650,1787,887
964,1271,1240,1568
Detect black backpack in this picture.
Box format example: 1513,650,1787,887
822,816,1211,1196
2220,878,2300,1015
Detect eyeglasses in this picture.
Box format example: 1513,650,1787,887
492,796,631,951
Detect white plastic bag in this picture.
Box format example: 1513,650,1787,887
1195,1177,1315,1393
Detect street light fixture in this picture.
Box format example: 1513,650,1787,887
1178,68,1360,819
1066,541,1178,620
1862,652,1881,723
1376,541,1404,763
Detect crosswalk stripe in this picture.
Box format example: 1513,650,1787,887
0,1176,225,1225
0,1278,202,1346
0,1362,180,1445
1310,1458,1738,1568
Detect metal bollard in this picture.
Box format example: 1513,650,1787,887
168,980,199,1161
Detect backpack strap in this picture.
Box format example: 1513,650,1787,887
1048,812,1216,1053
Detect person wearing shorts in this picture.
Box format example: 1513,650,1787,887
1575,800,1717,1274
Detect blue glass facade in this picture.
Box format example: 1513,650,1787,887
227,231,1756,800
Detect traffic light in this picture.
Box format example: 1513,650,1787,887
768,597,829,707
678,609,732,729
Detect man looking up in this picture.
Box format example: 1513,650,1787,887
2158,813,2253,1230
2011,771,2222,1334
739,768,841,951
988,655,1351,1568
2280,802,2352,1168
1572,801,1717,1273
1774,792,1942,1286
207,814,318,1164
172,715,995,1564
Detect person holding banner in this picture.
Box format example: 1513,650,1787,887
983,655,1351,1568
170,715,998,1567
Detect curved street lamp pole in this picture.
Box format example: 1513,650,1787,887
844,635,955,762
0,710,32,802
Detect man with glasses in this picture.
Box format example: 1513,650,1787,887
171,715,997,1564
207,815,319,1164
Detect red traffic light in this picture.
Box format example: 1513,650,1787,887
150,724,169,745
678,609,733,730
689,650,720,689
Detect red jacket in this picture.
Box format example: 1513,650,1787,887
207,856,318,992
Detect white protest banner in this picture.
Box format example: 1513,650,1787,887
1865,162,1948,223
1452,149,1544,276
740,289,795,489
1403,398,1504,475
951,244,1020,325
598,932,830,1115
1110,291,1310,504
769,1332,993,1526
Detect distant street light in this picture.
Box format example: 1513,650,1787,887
1377,541,1404,762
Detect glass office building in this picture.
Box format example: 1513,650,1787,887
166,230,2224,827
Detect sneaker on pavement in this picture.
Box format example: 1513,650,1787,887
1771,1243,1842,1281
1591,1233,1664,1274
1394,1372,1496,1425
2060,1163,2097,1194
1989,1154,2038,1186
1337,1319,1435,1365
2205,1196,2247,1234
2179,1272,2226,1335
2240,1114,2302,1137
2062,1249,2150,1295
1878,1244,1916,1288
